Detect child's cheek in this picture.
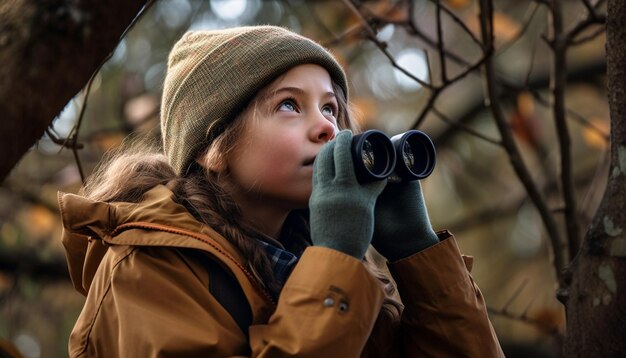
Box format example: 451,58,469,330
262,135,302,175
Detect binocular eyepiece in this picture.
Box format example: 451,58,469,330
351,129,436,183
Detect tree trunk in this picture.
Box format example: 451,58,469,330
563,0,626,356
0,0,146,182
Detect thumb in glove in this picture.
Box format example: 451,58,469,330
309,130,386,260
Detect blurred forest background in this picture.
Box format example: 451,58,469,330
0,0,612,357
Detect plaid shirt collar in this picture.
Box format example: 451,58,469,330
256,239,299,287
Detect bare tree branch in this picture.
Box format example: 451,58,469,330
342,0,434,89
565,9,606,45
447,162,601,233
531,90,609,142
432,107,502,146
62,0,157,184
435,0,448,83
581,0,596,15
428,0,483,50
412,89,441,128
0,0,149,182
486,279,562,338
478,0,566,287
569,24,606,46
549,0,582,259
487,306,562,338
496,2,542,55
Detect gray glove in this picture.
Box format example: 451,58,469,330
309,130,387,260
373,180,439,262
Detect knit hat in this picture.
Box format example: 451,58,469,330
161,25,348,176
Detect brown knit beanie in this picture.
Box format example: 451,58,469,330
160,25,348,176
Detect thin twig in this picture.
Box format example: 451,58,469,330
403,18,470,67
323,23,364,48
478,0,566,288
487,306,562,338
410,51,489,131
446,163,600,233
569,24,606,46
487,279,561,339
502,279,529,311
412,89,441,128
435,0,448,83
44,128,84,150
322,1,403,47
521,294,538,317
446,52,490,85
61,0,157,183
496,2,541,55
581,0,595,15
428,0,483,49
531,90,609,142
341,0,434,89
424,48,434,86
565,12,606,45
432,107,502,146
69,79,96,182
549,0,580,260
524,40,540,86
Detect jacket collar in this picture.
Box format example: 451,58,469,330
58,185,276,304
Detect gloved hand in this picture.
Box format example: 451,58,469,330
372,180,439,262
309,130,387,260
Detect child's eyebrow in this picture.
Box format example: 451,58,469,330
271,87,336,100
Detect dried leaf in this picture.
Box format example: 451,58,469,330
364,0,407,22
493,11,521,42
444,0,471,10
532,307,565,329
582,117,609,149
19,205,55,240
511,92,540,146
467,11,521,43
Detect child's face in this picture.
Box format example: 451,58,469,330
226,64,339,211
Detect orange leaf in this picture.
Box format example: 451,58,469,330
517,91,534,118
364,0,407,22
511,92,540,146
582,117,609,149
444,0,471,10
533,307,565,330
19,205,56,239
493,11,520,42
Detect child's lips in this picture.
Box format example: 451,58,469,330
303,156,316,166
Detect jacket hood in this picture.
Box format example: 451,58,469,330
58,185,247,296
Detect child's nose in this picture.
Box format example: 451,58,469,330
311,112,336,143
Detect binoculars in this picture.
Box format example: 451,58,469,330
351,130,436,183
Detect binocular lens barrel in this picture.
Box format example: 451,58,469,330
351,130,436,183
391,130,436,181
351,130,396,182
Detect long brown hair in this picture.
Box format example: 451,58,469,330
82,80,396,299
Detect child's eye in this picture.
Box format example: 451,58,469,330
322,104,337,117
278,99,297,112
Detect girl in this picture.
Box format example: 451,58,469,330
58,26,503,357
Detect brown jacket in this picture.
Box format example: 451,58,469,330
58,185,504,357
